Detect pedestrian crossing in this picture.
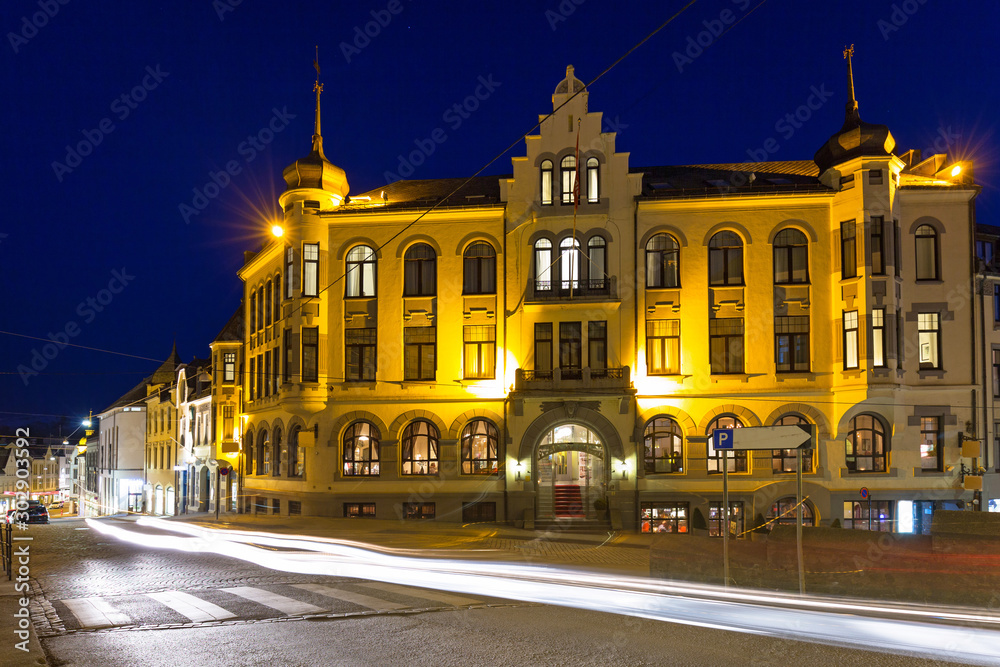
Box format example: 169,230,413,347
50,582,502,632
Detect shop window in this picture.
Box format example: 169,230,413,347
640,502,689,533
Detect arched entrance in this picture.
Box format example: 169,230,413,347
154,485,163,515
199,467,210,511
535,423,607,521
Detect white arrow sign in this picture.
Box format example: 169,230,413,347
712,425,812,451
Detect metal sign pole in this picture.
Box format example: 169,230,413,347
722,450,729,588
796,447,804,595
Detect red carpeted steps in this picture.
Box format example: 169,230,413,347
553,485,584,518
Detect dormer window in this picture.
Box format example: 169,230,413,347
560,156,576,204
540,160,553,205
586,157,599,203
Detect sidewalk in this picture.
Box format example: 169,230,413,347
0,578,47,667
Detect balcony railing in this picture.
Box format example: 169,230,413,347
515,366,630,391
532,278,613,300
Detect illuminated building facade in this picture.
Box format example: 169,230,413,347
239,57,981,531
144,345,180,515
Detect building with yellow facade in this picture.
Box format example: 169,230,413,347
237,55,981,533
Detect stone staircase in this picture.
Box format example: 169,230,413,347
553,485,584,518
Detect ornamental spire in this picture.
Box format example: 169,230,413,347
843,44,860,125
311,45,325,157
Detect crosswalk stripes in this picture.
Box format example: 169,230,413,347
60,597,132,629
358,582,483,607
290,583,408,611
146,591,237,622
219,586,326,616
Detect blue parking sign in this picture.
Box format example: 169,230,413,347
713,429,733,449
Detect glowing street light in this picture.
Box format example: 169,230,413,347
271,224,284,238
950,164,962,177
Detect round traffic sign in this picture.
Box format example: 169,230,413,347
860,487,869,499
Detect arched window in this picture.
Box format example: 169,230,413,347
771,414,813,473
288,425,303,478
534,238,552,291
773,228,809,284
249,291,256,332
540,159,553,205
586,157,599,203
461,420,499,475
463,242,496,295
560,155,576,204
767,497,814,529
401,421,439,476
643,416,683,474
708,231,744,286
846,414,888,472
560,237,581,290
343,422,379,476
915,224,938,280
264,279,273,327
404,243,436,296
706,415,746,473
646,234,680,288
271,427,282,477
244,430,254,476
257,286,265,332
257,430,268,475
345,245,377,297
587,236,606,288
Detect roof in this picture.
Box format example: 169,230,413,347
632,162,828,199
0,446,10,470
101,375,149,413
334,175,506,213
213,304,245,343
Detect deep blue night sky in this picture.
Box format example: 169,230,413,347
2,0,998,429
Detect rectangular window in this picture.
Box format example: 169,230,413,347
920,416,942,471
283,329,292,382
872,309,886,368
896,308,904,363
843,311,859,369
844,500,893,532
918,313,940,369
994,350,1000,398
709,318,744,374
463,326,495,379
994,285,1000,323
774,316,809,372
223,352,236,383
841,220,857,279
894,221,902,277
462,501,497,523
588,321,607,373
541,166,553,205
345,502,376,518
249,356,256,401
640,502,689,534
254,496,268,514
250,292,256,333
534,323,553,374
709,502,744,538
404,326,436,381
840,173,855,190
868,169,883,185
222,405,234,442
977,240,995,265
302,327,318,382
286,248,294,298
646,319,680,375
402,502,435,520
303,243,319,297
559,322,582,378
271,498,280,515
263,349,271,396
346,328,377,381
870,216,885,275
272,346,279,394
288,501,302,516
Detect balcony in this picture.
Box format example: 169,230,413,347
531,277,615,301
515,366,630,392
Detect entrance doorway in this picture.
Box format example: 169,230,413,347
535,424,606,521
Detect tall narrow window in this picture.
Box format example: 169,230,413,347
401,421,439,476
918,313,941,369
404,326,436,381
264,280,273,327
774,316,809,372
846,414,888,472
346,328,377,381
222,405,234,442
271,428,282,477
870,216,885,275
249,291,257,333
843,311,859,369
559,322,582,378
273,275,282,320
283,329,292,382
709,318,743,374
643,416,683,474
560,155,576,204
534,239,552,292
303,243,319,297
343,421,379,476
559,237,581,290
977,240,995,265
587,236,606,288
540,159,553,205
249,357,256,401
586,157,599,203
772,228,808,284
345,245,377,297
534,323,553,374
263,350,271,396
461,420,499,475
588,321,607,374
893,220,902,277
272,346,279,394
841,221,857,279
288,425,303,478
302,327,318,382
463,325,495,379
285,247,294,298
463,242,496,295
403,243,436,296
646,319,680,375
872,309,886,368
896,308,904,364
646,233,680,288
993,349,1000,398
708,231,743,286
707,415,746,473
994,285,1000,323
223,352,236,383
920,416,942,471
915,225,939,280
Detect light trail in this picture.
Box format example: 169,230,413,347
88,518,1000,665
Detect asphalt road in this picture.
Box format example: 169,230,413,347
21,517,995,666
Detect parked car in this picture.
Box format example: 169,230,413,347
48,501,65,510
5,505,49,524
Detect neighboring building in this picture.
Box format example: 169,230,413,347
176,358,215,513
28,444,59,506
209,305,245,514
144,345,181,515
973,223,1000,511
236,55,981,532
0,444,18,513
81,428,100,517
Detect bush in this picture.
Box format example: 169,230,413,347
593,497,608,511
829,518,842,529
